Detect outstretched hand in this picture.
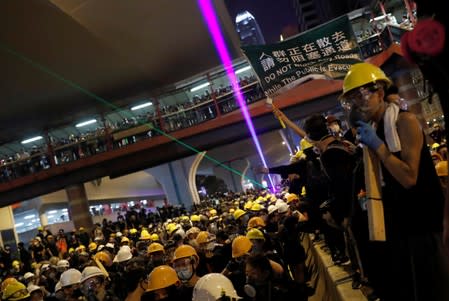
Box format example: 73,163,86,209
356,121,383,150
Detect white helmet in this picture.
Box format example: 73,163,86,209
27,285,42,294
24,272,35,280
276,202,289,214
60,268,82,287
186,227,201,236
116,232,123,238
57,260,70,269
113,246,133,263
40,263,51,273
268,204,278,215
80,266,105,283
192,273,241,301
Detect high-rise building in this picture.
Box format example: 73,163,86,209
235,11,266,46
292,0,371,32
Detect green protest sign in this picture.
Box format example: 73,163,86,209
242,15,362,96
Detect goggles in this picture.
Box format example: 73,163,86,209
340,84,380,111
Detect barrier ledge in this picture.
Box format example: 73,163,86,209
302,234,368,301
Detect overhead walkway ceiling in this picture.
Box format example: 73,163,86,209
0,0,241,144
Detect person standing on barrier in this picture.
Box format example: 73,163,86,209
340,62,449,301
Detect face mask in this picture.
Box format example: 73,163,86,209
244,276,257,298
176,266,193,281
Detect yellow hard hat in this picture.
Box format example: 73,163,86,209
121,237,130,244
37,226,43,231
247,217,266,230
76,245,86,252
232,236,252,258
250,203,264,211
166,223,179,235
340,62,392,97
244,201,253,210
150,233,160,241
88,242,97,252
129,228,138,235
246,228,265,241
190,215,201,222
301,186,307,196
68,247,75,254
172,245,199,262
196,231,210,245
229,208,235,213
12,260,20,269
146,265,179,292
1,277,18,292
233,209,246,220
140,229,151,240
94,251,112,267
209,209,217,216
148,242,165,254
286,193,299,203
2,281,30,301
432,143,441,150
436,160,448,177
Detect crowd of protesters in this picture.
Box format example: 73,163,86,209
0,188,317,301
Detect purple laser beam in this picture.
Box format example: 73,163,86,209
197,0,275,191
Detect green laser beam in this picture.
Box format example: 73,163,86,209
0,42,266,189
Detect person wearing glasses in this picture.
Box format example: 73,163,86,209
340,62,449,301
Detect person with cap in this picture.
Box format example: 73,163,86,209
222,236,252,298
140,265,181,301
80,265,117,301
435,159,448,197
171,245,200,299
23,272,36,288
27,285,44,301
192,273,240,301
56,260,70,273
59,268,83,301
147,243,166,271
340,62,449,300
30,238,46,263
1,281,30,301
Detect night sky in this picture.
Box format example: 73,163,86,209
224,0,298,44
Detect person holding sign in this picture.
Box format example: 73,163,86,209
340,62,449,301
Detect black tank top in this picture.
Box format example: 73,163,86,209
377,112,444,235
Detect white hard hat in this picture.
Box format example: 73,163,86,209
276,202,289,214
27,285,42,294
24,272,35,280
57,259,70,269
60,268,82,287
173,228,186,239
192,273,241,301
54,281,62,293
113,246,133,263
116,232,123,238
105,243,115,249
268,204,278,215
186,227,201,236
80,266,105,283
40,263,50,272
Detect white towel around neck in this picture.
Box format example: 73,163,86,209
383,102,401,153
